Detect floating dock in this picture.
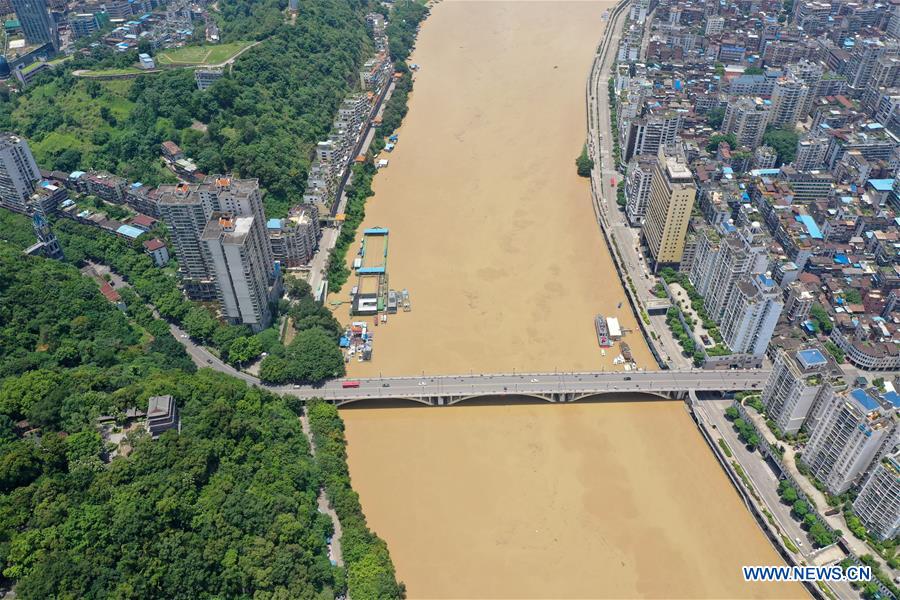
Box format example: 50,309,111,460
351,228,389,316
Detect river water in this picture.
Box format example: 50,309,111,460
340,1,803,597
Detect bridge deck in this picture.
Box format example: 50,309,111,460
275,369,770,405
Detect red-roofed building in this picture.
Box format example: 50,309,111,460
130,214,157,231
142,238,169,267
99,281,124,310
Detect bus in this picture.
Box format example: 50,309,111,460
342,380,361,388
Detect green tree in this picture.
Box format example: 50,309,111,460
576,144,593,177
706,107,725,130
706,133,738,153
792,499,810,518
288,328,345,384
227,335,262,366
762,128,800,165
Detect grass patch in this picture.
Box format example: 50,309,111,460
77,67,149,77
781,534,799,553
718,438,733,457
156,41,252,65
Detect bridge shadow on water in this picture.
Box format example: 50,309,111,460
338,392,678,410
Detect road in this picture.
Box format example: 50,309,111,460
697,400,861,600
167,325,770,402
299,414,344,568
584,2,692,371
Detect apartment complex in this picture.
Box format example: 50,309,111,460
689,222,769,322
267,205,320,268
719,273,784,357
803,387,898,495
624,154,656,225
853,451,900,541
158,177,277,327
11,0,58,49
722,97,769,149
641,148,696,271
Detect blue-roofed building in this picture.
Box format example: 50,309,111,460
796,214,823,239
116,224,144,240
803,385,898,494
851,388,881,412
764,344,836,435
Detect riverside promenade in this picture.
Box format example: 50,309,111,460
584,1,692,370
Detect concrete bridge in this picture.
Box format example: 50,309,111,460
274,369,770,407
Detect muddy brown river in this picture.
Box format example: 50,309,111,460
339,1,803,597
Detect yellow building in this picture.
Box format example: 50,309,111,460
641,147,696,271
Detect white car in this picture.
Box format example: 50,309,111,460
530,378,539,383
418,381,427,386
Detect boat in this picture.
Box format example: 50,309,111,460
387,290,398,313
595,314,612,347
401,288,411,312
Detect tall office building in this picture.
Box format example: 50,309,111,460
762,346,833,435
11,0,58,49
690,222,769,321
624,154,656,225
0,133,41,213
853,450,900,541
159,177,276,309
803,387,899,495
722,97,770,149
719,273,784,356
769,76,809,129
201,214,274,332
641,148,696,271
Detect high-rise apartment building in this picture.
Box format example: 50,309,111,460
159,177,276,310
853,450,900,541
722,97,770,149
689,223,769,322
769,77,809,129
719,273,784,356
624,154,656,225
763,346,833,435
0,133,41,213
267,206,320,268
201,214,274,332
705,15,725,36
803,387,898,495
784,280,814,323
794,136,829,171
623,112,682,163
641,148,696,271
158,183,218,300
11,0,58,49
844,38,900,98
786,60,823,119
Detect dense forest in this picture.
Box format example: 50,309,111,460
0,211,377,598
2,0,375,216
